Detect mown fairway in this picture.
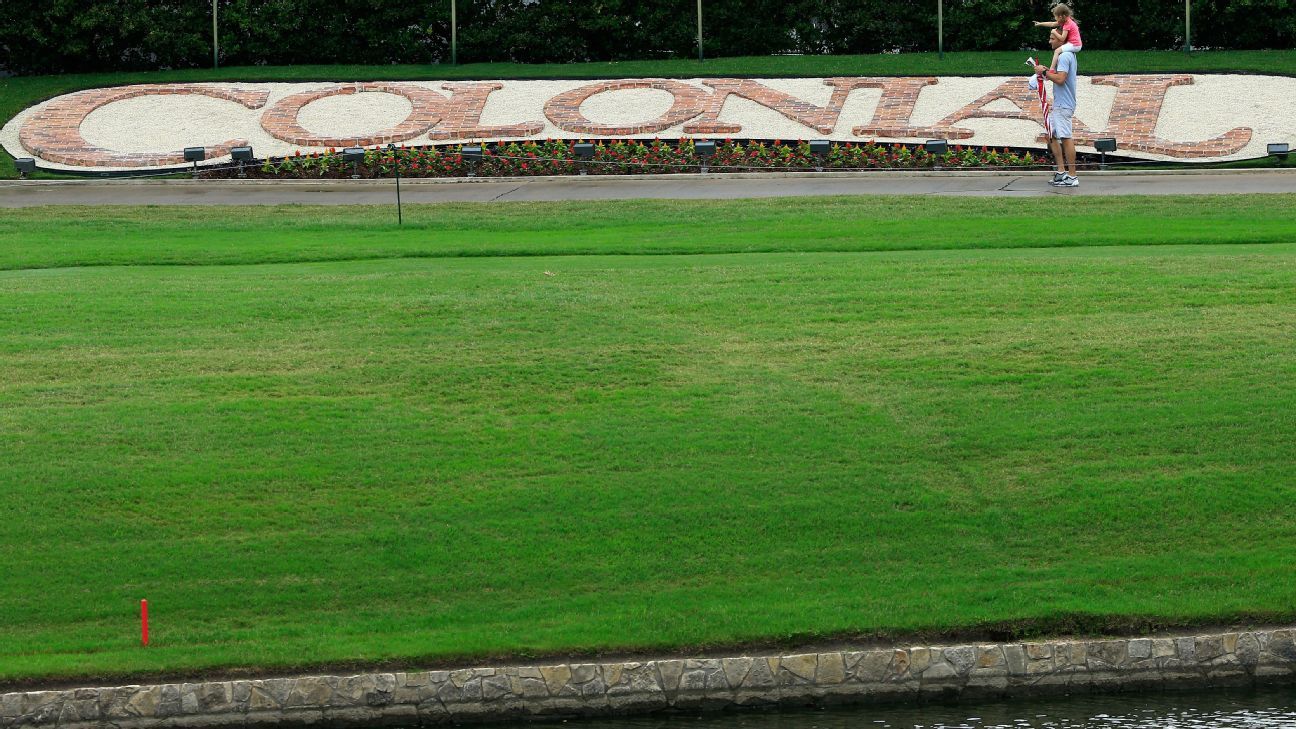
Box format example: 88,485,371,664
1,196,1295,684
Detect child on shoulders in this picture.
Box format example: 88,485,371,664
1034,3,1082,70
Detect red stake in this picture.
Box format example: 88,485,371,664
141,599,149,647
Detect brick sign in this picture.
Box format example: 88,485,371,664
3,75,1291,170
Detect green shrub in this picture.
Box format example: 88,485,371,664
5,0,1290,75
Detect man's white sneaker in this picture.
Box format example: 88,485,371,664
1050,171,1066,184
1050,175,1079,187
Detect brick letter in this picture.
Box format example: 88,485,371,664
427,82,545,141
683,78,868,135
544,80,708,135
260,83,444,147
933,78,1094,141
1087,75,1251,157
19,84,268,168
848,77,948,138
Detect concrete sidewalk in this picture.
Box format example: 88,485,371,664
2,170,1294,207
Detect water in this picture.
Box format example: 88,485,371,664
517,687,1296,729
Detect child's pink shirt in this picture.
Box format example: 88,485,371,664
1061,18,1082,47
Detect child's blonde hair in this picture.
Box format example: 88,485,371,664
1052,3,1077,22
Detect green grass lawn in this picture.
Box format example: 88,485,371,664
1,195,1295,686
4,49,1296,179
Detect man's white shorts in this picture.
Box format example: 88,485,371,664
1049,106,1074,139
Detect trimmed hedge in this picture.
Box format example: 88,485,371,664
3,0,1294,75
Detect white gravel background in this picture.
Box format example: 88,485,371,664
297,92,413,138
4,76,1293,171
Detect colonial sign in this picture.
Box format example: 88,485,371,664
3,75,1292,170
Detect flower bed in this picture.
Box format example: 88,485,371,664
205,139,1056,180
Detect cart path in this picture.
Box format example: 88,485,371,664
2,170,1295,207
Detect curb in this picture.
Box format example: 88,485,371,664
2,167,1294,189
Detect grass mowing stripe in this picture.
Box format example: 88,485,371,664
2,239,1295,682
2,195,1296,271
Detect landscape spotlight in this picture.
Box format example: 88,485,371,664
342,147,365,179
573,143,595,175
924,140,949,170
230,145,253,178
809,140,831,171
184,147,206,177
695,140,716,174
1268,142,1290,157
1094,137,1118,168
15,158,36,178
461,145,483,177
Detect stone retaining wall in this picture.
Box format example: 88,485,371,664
5,629,1294,728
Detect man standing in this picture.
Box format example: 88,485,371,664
1035,35,1079,188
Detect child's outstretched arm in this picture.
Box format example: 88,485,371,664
1034,20,1059,27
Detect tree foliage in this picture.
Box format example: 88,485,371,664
2,0,1292,75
